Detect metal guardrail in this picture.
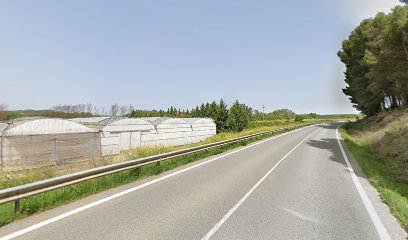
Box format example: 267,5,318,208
0,123,313,213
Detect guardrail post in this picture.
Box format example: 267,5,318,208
14,199,20,216
91,133,97,166
53,135,58,165
0,135,3,171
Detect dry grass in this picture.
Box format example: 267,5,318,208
342,108,408,230
345,109,408,182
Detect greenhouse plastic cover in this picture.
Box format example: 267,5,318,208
4,119,97,136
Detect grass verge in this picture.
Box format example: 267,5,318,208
0,122,321,227
341,125,408,231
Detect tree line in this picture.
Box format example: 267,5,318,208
129,99,252,132
129,106,190,118
0,103,133,121
189,99,251,132
129,100,322,132
338,2,408,116
52,104,132,117
1,101,339,133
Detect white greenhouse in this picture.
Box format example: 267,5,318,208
0,122,8,170
72,117,216,156
102,118,158,154
139,118,216,147
0,117,216,171
71,117,157,156
182,118,217,142
0,118,100,171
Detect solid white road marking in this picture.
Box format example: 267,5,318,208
0,125,317,240
336,126,391,240
201,129,320,240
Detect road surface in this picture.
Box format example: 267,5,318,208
0,123,406,240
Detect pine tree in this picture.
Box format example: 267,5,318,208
200,104,206,117
215,99,229,132
338,6,408,114
205,103,210,117
228,100,251,132
209,101,218,119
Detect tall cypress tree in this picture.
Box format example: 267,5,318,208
215,99,229,132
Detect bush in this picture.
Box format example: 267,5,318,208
295,115,305,122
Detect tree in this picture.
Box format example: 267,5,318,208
381,6,408,106
93,106,100,116
266,109,296,120
118,105,129,116
339,16,390,115
49,104,94,118
228,100,251,132
190,106,199,117
204,103,211,117
86,104,93,114
110,103,119,117
295,115,305,122
215,99,229,132
338,6,408,115
209,101,218,119
199,104,206,117
308,113,318,119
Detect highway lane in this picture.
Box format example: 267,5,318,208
0,123,405,240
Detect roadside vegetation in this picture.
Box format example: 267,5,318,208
341,109,408,230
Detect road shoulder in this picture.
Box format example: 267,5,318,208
339,136,407,240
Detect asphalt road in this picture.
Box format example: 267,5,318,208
0,123,406,240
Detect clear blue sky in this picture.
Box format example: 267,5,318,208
0,0,401,114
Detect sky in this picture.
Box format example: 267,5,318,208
0,0,402,114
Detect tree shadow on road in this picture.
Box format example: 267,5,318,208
316,123,342,130
306,137,366,179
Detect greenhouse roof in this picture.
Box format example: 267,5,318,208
0,122,8,134
181,118,214,125
138,117,171,127
70,117,124,126
4,119,97,136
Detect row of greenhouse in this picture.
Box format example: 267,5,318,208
0,117,216,171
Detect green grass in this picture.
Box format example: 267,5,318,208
248,118,330,128
0,122,326,227
341,123,408,231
